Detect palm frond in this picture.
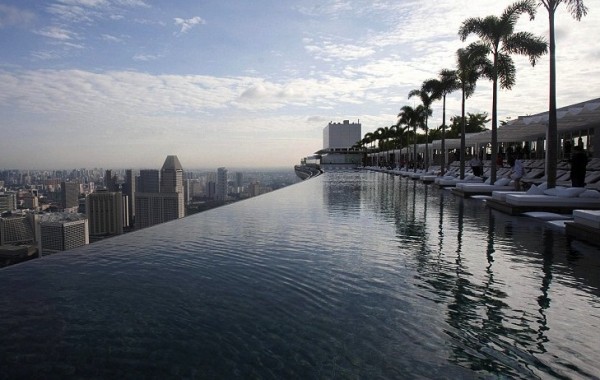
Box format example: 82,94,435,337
496,53,516,89
502,0,538,23
503,31,547,65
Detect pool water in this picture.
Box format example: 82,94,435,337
1,171,599,379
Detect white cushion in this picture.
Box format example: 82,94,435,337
526,184,545,195
495,177,510,186
484,178,491,184
557,187,586,198
543,186,566,196
579,189,600,198
538,182,548,190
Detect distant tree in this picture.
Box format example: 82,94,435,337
408,86,436,170
449,112,490,137
459,0,547,183
398,104,427,172
424,69,460,174
455,43,492,178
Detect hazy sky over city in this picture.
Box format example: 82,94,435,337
1,0,599,169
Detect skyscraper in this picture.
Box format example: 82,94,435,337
105,170,118,191
61,181,80,210
134,156,185,230
86,190,124,239
138,170,160,193
161,155,184,219
216,167,228,201
123,169,136,227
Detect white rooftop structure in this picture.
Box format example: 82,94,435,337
323,120,361,150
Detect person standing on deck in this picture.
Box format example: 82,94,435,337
508,154,524,190
571,145,588,187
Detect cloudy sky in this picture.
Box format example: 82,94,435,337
1,0,599,170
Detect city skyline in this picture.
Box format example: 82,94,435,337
1,0,599,169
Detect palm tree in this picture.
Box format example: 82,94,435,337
408,88,436,170
538,0,588,188
425,70,461,175
456,44,492,178
459,0,547,183
391,122,409,166
398,104,426,172
449,112,490,137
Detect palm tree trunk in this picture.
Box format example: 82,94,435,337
490,52,498,184
425,116,429,171
546,8,558,189
441,95,447,175
460,88,466,179
413,125,417,173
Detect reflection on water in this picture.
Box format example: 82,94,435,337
1,171,599,379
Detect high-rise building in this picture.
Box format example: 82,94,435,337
0,214,34,245
160,155,185,219
35,213,89,256
86,190,124,239
105,170,118,191
235,172,244,188
61,182,80,210
206,181,216,199
134,156,185,230
0,192,17,213
216,167,228,201
123,169,136,226
323,120,362,149
138,169,160,193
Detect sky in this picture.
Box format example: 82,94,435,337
1,0,599,170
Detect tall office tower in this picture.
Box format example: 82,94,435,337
35,213,89,256
86,190,124,239
134,156,185,230
105,170,118,191
160,155,185,219
138,169,160,193
184,179,191,205
123,169,136,226
61,182,80,210
235,172,243,188
134,193,182,229
216,167,228,201
0,192,17,212
207,181,216,199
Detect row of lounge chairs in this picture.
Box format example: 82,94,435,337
366,158,600,246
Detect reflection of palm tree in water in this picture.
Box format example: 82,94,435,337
535,230,553,354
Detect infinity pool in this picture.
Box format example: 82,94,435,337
1,171,599,379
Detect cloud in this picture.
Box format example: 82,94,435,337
47,0,148,23
36,26,77,40
133,53,160,61
174,16,205,34
101,33,123,42
0,4,36,28
304,40,376,61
